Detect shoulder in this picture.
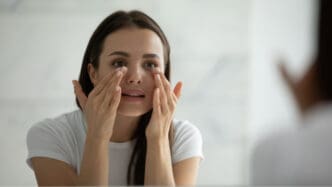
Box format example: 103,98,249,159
26,110,84,157
27,110,84,137
252,127,298,163
171,119,204,164
26,110,84,169
251,126,311,184
173,119,202,140
27,109,85,152
173,119,200,134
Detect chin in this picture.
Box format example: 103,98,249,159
117,106,150,117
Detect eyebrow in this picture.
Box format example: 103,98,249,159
108,51,160,59
142,54,160,59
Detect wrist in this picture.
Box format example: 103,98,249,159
86,125,113,141
147,136,169,148
146,128,169,142
86,131,111,145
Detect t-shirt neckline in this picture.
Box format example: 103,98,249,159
78,110,137,149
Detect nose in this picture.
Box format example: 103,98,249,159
125,66,142,85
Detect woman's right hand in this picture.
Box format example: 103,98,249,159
278,61,320,114
72,69,125,140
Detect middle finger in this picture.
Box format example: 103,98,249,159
105,69,126,106
98,68,125,105
159,73,175,109
154,73,168,114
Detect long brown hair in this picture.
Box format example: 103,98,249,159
75,10,173,185
316,0,332,101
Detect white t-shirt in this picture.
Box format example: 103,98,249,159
26,110,204,185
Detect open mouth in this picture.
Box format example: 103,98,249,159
121,89,146,100
121,93,145,98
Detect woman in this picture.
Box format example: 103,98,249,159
251,0,332,184
26,10,203,186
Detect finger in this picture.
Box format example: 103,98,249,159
106,67,127,91
173,81,183,99
170,81,182,105
109,86,122,113
108,67,127,93
278,62,294,87
171,92,178,104
89,71,113,97
159,73,174,109
155,74,168,114
151,67,162,75
278,63,296,94
103,70,125,108
73,80,88,110
153,88,161,114
98,68,126,105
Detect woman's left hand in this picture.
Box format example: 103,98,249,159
146,71,182,140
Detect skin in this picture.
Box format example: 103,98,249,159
278,60,322,115
31,27,200,186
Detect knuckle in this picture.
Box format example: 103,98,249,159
88,91,94,98
170,103,175,111
165,83,170,91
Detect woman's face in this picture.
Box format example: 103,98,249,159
88,27,165,117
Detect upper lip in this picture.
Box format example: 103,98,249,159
121,89,145,97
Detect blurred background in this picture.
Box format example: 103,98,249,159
0,0,317,185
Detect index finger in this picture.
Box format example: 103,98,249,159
150,67,163,75
89,71,114,96
278,62,295,92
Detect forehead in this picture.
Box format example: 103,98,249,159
102,27,164,57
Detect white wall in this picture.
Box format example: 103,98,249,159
0,0,250,185
0,0,319,185
249,0,317,143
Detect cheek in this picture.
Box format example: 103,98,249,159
142,75,155,97
146,76,156,90
97,67,117,81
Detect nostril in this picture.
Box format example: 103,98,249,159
128,80,141,84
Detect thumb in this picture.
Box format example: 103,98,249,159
278,62,296,93
173,81,183,99
72,80,88,110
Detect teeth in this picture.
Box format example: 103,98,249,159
128,94,140,96
122,90,145,97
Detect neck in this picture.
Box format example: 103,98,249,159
110,114,140,142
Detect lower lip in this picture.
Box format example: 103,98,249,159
121,95,145,103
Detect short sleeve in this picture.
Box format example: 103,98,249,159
172,120,204,164
26,119,74,170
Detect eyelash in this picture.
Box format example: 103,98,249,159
110,59,159,70
111,59,127,68
143,61,158,69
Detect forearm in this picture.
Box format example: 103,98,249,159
77,133,109,186
145,137,175,186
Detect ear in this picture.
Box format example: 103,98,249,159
87,63,98,86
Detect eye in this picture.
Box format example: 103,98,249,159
143,61,158,70
111,59,126,68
